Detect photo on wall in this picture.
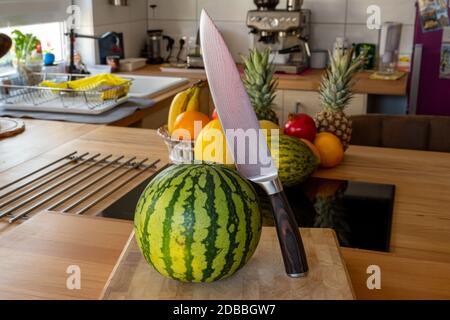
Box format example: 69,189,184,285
418,0,449,32
440,27,450,78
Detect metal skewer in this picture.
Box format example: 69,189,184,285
0,152,86,199
8,155,123,223
48,156,136,211
0,153,102,219
64,157,151,213
74,158,159,215
0,151,78,192
0,152,91,208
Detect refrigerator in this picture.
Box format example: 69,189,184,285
409,2,450,115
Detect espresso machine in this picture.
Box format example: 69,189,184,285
247,0,311,74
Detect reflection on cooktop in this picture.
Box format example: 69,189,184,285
260,178,395,252
101,176,395,253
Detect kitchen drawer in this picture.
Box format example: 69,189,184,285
282,90,368,123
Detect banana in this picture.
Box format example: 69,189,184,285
167,88,193,134
185,86,201,112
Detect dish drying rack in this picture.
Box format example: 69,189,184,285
0,73,132,115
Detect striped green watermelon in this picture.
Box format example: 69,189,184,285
268,134,319,187
134,164,262,283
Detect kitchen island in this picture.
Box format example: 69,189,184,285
127,65,408,96
0,119,448,300
113,65,408,128
0,66,408,128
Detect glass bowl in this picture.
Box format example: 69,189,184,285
157,125,195,164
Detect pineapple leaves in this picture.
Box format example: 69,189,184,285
319,48,366,111
242,48,279,110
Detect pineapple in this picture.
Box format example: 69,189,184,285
242,48,279,125
315,48,366,150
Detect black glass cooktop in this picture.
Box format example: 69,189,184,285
101,177,395,253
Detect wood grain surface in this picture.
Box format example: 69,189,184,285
130,65,408,96
341,247,450,300
101,228,355,300
313,146,450,263
0,212,133,300
0,123,169,234
1,120,449,300
269,191,308,276
0,120,96,173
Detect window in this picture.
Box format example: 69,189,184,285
0,21,66,75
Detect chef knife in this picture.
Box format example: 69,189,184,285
199,10,308,277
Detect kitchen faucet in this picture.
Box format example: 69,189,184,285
65,28,121,74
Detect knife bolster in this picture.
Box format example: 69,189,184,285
258,178,284,196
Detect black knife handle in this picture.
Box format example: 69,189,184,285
269,190,309,277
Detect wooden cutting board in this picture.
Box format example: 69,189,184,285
0,118,25,139
101,227,355,300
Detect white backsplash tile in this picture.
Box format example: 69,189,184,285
346,0,417,25
303,0,347,24
92,0,131,26
84,0,418,63
128,20,148,58
148,19,199,44
309,23,345,51
197,0,254,22
130,0,149,21
215,21,253,61
147,0,197,21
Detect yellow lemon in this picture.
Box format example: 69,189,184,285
194,119,234,165
259,120,281,141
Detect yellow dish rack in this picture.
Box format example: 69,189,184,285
0,73,133,115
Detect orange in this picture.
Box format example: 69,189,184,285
172,111,210,141
194,119,234,165
300,138,322,164
313,132,344,168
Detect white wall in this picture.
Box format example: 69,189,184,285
74,0,148,65
147,0,417,62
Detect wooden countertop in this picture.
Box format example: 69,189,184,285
0,120,169,234
0,212,133,299
1,120,449,300
314,146,450,299
129,65,408,96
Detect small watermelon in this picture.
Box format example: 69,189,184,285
268,134,319,187
134,164,262,283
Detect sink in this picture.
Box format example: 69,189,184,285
121,74,189,98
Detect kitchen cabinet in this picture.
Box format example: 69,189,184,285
119,66,403,128
206,88,367,127
275,90,368,125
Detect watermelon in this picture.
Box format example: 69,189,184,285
134,164,262,283
268,134,319,187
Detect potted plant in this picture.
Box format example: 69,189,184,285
11,30,42,85
43,43,55,66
